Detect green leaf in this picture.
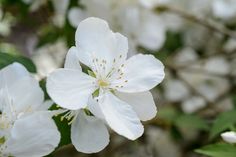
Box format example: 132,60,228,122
50,105,71,148
195,143,236,157
0,52,37,73
88,70,96,78
158,107,180,123
175,114,209,131
210,110,236,139
54,115,71,147
0,136,5,144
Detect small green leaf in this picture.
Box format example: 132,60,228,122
175,114,209,131
0,52,37,73
195,143,236,157
0,136,5,144
92,89,99,98
210,110,236,139
88,70,96,78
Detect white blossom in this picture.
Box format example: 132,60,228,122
212,0,236,20
0,63,60,157
68,0,167,53
221,131,236,144
47,17,165,153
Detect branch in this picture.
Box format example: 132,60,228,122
154,5,236,39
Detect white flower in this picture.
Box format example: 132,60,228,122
221,131,236,144
47,17,165,153
0,9,14,37
51,0,70,27
68,0,167,52
212,0,236,20
0,63,60,157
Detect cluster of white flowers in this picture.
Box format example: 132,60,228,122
47,17,165,153
0,63,60,157
0,17,165,156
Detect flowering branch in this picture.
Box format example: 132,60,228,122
154,5,236,39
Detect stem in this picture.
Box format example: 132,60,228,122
154,5,236,39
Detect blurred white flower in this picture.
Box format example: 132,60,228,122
47,17,165,153
32,40,67,79
204,57,230,75
181,96,206,113
212,0,236,20
0,9,14,36
164,79,189,102
22,0,47,12
179,71,230,102
221,131,236,143
0,63,60,157
68,0,167,53
146,127,181,157
139,0,170,9
51,0,70,27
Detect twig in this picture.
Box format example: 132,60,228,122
154,5,236,39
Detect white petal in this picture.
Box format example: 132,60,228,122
99,92,144,140
46,69,96,110
87,96,105,120
0,62,29,89
116,91,157,121
221,131,236,144
8,75,44,113
71,111,109,153
112,54,165,93
38,100,54,111
212,0,236,19
64,46,82,70
75,17,128,75
68,7,87,28
4,112,60,157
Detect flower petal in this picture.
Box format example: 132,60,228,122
47,69,96,110
7,76,44,112
87,96,105,120
99,91,144,140
0,62,29,89
4,112,60,157
71,111,109,153
64,46,82,71
115,91,157,121
112,54,165,93
221,131,236,144
0,63,44,112
75,17,128,75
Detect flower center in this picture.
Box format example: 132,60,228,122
98,79,110,87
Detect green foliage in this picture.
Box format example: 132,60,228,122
210,110,236,139
37,26,61,48
195,143,236,157
158,107,180,123
175,114,209,131
0,52,37,72
50,105,72,148
54,114,72,147
162,31,183,52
